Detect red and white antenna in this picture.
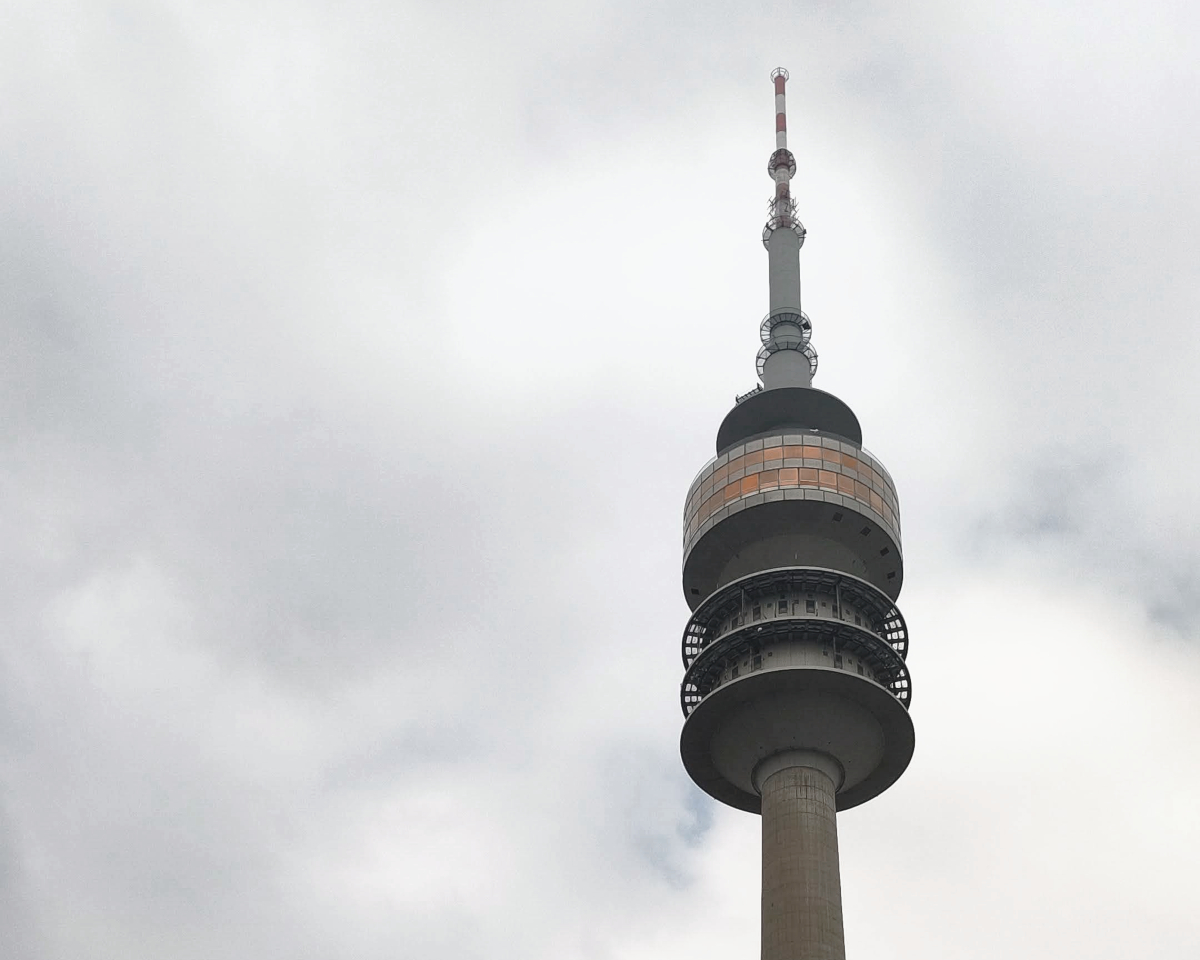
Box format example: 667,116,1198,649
765,67,803,246
759,67,817,389
774,67,789,150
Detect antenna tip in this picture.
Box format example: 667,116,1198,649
771,67,789,82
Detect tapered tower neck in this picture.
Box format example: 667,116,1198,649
759,67,817,391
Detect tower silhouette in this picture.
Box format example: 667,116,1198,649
678,68,914,960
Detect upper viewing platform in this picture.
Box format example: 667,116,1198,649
684,433,901,555
681,431,903,607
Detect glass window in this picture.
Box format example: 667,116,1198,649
799,468,819,484
741,474,759,495
783,445,804,459
802,445,822,459
744,450,764,467
818,470,838,489
834,655,843,668
752,605,762,621
759,469,779,489
779,467,799,484
806,599,816,613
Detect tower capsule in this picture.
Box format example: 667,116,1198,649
677,69,914,960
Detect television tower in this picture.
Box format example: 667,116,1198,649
678,68,914,960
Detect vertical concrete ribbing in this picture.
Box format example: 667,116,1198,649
760,765,845,960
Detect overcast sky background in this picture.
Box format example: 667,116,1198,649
2,1,1199,958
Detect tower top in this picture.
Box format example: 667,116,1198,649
758,68,817,392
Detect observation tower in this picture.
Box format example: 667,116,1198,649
678,69,914,960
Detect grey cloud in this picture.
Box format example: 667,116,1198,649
2,1,1200,958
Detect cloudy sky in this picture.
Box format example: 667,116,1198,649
2,1,1199,957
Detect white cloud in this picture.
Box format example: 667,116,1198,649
2,1,1199,958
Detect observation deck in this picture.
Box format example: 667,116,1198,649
678,566,913,812
682,432,903,606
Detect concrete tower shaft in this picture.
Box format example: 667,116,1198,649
676,69,915,960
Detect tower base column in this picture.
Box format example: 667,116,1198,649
758,756,845,960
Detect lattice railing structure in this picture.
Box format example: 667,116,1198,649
762,197,807,247
760,311,812,346
680,567,912,717
682,567,909,665
756,339,818,379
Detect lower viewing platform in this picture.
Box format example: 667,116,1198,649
679,567,914,812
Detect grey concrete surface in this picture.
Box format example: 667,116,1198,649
760,763,845,960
